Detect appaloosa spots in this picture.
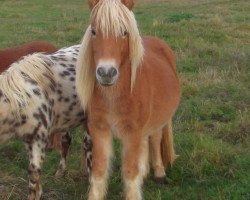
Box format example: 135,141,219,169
33,88,41,96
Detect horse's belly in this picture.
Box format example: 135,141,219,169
51,109,85,133
51,87,85,133
147,79,180,131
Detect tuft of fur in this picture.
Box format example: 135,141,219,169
76,26,96,111
0,54,53,117
161,121,177,168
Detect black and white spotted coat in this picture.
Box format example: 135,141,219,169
0,45,92,199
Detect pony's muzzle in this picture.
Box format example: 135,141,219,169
96,66,118,86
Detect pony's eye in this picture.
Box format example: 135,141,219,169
123,30,128,37
91,29,96,36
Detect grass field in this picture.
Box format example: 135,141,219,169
0,0,249,199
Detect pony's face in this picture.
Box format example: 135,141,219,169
90,26,129,86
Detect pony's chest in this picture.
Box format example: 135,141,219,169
92,91,149,134
106,100,146,136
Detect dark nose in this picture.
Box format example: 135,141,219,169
97,67,117,78
108,67,117,77
97,67,106,77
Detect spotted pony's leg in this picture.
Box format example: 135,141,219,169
82,128,92,181
55,131,72,178
25,131,47,200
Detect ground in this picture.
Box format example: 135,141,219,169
0,0,249,199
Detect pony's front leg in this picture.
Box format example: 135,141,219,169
26,138,46,200
141,137,150,179
87,122,112,200
122,133,145,200
55,131,72,178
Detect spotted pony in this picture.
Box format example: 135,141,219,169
0,45,92,200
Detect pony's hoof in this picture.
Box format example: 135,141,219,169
27,190,42,200
154,177,168,185
83,171,90,182
55,169,66,178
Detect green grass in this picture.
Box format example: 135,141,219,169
0,0,249,199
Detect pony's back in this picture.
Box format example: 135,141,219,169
0,41,57,73
143,36,176,73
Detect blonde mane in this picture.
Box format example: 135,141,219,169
0,54,53,117
76,0,144,110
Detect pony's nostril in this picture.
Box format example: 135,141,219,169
97,67,105,77
108,67,117,77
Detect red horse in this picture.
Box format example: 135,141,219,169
0,41,57,73
76,0,181,199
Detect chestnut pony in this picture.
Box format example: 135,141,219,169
76,0,181,199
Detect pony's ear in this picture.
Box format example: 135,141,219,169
88,0,100,10
121,0,135,10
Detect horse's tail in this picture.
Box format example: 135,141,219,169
161,120,177,169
